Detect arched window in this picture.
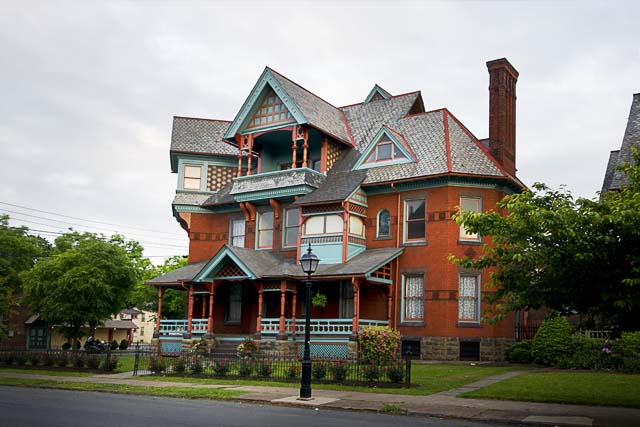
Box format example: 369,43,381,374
377,209,390,238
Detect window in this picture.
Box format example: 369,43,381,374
183,165,202,190
339,282,354,318
459,197,481,241
225,285,242,324
283,208,300,247
364,134,407,164
230,218,246,247
246,88,293,129
348,215,365,236
140,328,145,336
404,199,426,241
458,274,480,323
257,211,274,249
304,214,343,235
402,274,424,322
377,209,390,238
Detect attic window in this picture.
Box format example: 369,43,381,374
246,88,293,129
364,135,407,164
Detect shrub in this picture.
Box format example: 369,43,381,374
61,342,71,350
505,340,534,364
213,360,229,376
237,337,258,358
286,364,300,378
565,334,616,370
312,362,327,380
74,341,81,350
173,357,186,374
614,332,640,358
149,356,166,374
363,365,380,382
621,357,640,374
28,353,41,366
531,315,573,366
41,353,53,367
238,361,253,377
55,352,69,367
101,355,118,371
14,354,27,366
258,363,272,377
331,362,348,382
85,355,101,369
119,339,128,351
190,359,203,375
73,354,86,368
358,326,400,365
386,365,404,383
110,340,119,351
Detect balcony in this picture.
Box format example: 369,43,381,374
229,167,325,202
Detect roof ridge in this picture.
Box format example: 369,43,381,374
443,110,452,173
339,90,421,109
402,107,446,119
174,116,232,123
382,124,418,161
266,66,343,111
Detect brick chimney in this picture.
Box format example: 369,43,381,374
487,58,519,176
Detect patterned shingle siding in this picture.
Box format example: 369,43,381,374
171,117,237,156
207,165,236,192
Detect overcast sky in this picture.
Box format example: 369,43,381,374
1,0,639,260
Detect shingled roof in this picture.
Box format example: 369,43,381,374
170,116,236,157
602,93,640,192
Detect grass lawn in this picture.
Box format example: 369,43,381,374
137,364,517,396
0,367,93,377
0,377,244,400
461,371,640,408
113,355,135,373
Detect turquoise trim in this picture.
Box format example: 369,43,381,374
347,243,366,260
364,176,519,195
224,69,307,139
364,84,391,103
234,167,323,182
173,204,215,214
176,156,238,192
353,127,415,170
193,246,256,282
239,120,296,135
366,276,392,284
233,185,316,202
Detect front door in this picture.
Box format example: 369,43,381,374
28,325,48,349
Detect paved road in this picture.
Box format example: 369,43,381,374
0,386,520,427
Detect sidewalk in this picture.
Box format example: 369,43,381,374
2,371,639,427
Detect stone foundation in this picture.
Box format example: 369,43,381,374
420,336,513,361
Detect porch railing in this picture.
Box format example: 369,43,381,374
159,319,208,335
261,318,388,335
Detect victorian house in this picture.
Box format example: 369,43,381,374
147,58,525,361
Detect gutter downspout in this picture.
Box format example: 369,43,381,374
391,183,401,329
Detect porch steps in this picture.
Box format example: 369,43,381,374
213,340,238,357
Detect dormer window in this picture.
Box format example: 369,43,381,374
183,165,202,190
364,135,407,164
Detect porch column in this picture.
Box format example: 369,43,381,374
236,134,243,177
207,282,215,337
277,280,287,340
302,129,309,168
186,285,194,338
291,289,297,334
387,285,393,324
351,279,360,341
291,135,298,169
255,283,264,339
247,135,254,176
154,287,164,337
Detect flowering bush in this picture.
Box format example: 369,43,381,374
386,366,404,383
213,360,229,376
331,361,348,382
286,364,301,378
258,363,273,377
312,362,327,380
358,326,400,365
237,337,258,358
363,365,380,382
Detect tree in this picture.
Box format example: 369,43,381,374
127,256,187,320
0,215,50,338
452,150,640,332
21,232,139,347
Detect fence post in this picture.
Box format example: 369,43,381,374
133,342,140,376
405,350,411,386
105,347,111,372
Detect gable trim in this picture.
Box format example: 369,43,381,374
364,84,392,103
224,69,307,139
353,126,416,170
192,246,257,282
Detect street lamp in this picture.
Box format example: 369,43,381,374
299,242,319,400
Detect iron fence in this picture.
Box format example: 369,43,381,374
132,346,411,387
514,323,539,341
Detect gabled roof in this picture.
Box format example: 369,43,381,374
170,117,236,172
353,125,417,170
602,93,640,192
145,260,208,285
364,84,392,103
223,67,353,146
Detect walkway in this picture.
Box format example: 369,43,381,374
1,371,639,427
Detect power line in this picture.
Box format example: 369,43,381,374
0,208,187,243
0,201,185,237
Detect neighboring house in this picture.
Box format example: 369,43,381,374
602,93,640,193
147,58,526,361
119,308,156,343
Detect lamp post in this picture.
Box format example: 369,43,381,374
299,243,319,400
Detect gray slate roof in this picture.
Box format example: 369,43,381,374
602,93,640,192
102,320,138,330
173,192,212,206
146,260,208,284
170,117,236,156
269,68,352,145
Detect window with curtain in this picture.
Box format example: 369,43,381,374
230,218,245,247
183,165,202,190
377,209,390,237
349,215,365,236
225,285,242,324
339,281,354,318
403,274,424,322
459,197,481,241
303,214,343,235
458,274,480,323
257,211,274,249
404,199,426,241
283,208,300,247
